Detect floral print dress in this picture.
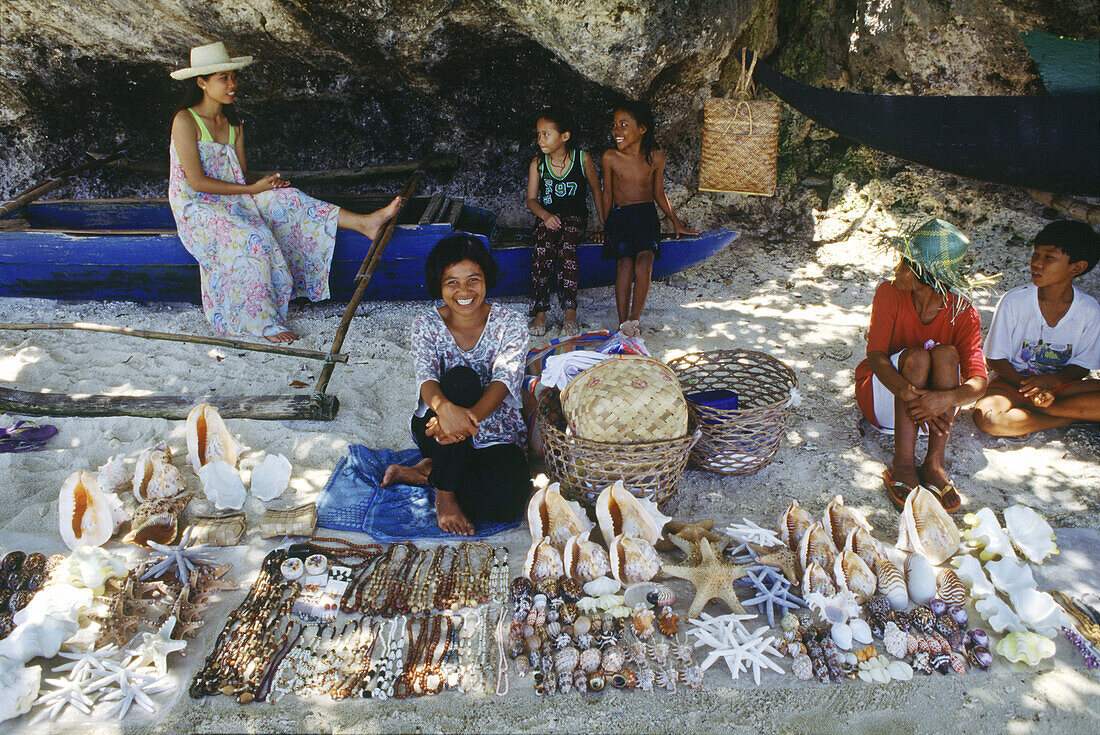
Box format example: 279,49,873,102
168,116,339,337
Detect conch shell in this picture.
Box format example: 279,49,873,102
123,493,192,547
798,523,838,573
524,537,564,581
823,495,873,548
185,403,239,473
133,443,187,502
528,482,593,549
801,561,837,598
844,527,883,569
777,500,815,551
897,487,960,565
58,471,117,550
563,532,611,583
595,481,670,546
833,549,876,603
608,533,661,584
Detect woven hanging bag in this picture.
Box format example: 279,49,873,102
699,49,780,196
560,355,688,443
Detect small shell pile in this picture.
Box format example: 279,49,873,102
508,575,698,695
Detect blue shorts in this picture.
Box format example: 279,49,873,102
602,202,661,260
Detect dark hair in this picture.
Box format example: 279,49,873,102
168,73,241,139
1032,220,1100,274
535,107,576,149
614,100,658,164
424,232,500,299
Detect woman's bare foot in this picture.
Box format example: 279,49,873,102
362,197,403,242
381,458,432,487
435,489,475,536
264,330,298,344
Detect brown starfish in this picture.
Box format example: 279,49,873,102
665,533,732,566
748,543,801,585
655,518,726,552
662,538,749,618
190,563,237,595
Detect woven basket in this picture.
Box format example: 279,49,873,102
699,50,779,196
560,355,688,443
537,392,696,509
668,349,796,475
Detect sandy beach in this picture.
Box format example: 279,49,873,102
1,170,1099,733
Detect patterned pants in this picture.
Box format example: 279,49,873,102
530,214,584,313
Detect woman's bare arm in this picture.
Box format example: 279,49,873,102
171,113,278,195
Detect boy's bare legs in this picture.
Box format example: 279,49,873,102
615,257,634,325
892,348,930,488
919,345,960,489
975,378,1100,436
629,250,655,324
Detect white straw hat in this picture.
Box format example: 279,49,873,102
170,41,253,80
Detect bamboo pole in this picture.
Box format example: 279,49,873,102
1026,189,1100,225
0,322,347,363
0,150,126,218
111,156,458,187
311,165,427,406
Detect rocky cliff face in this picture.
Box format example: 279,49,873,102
1,0,1095,230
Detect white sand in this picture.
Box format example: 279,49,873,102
1,172,1099,733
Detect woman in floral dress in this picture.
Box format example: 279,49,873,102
168,42,399,343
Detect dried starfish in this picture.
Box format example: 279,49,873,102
725,518,782,548
748,543,801,585
166,586,208,639
54,642,121,681
85,660,172,719
655,518,727,553
738,566,805,627
93,592,153,648
662,538,748,617
665,532,732,567
687,616,785,684
142,526,218,584
128,615,187,677
189,562,237,594
30,675,96,723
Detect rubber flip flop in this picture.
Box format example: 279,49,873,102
0,421,58,453
883,469,917,511
917,468,963,513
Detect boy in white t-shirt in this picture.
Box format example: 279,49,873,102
974,220,1100,437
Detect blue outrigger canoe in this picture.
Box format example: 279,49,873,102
0,195,738,302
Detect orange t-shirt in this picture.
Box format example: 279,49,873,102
855,281,987,426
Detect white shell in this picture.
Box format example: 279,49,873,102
822,495,873,548
887,660,914,681
0,613,79,663
132,444,187,502
994,631,1056,665
582,576,621,597
250,453,293,502
608,533,661,584
595,481,670,546
1003,505,1058,564
961,507,1017,561
872,555,909,611
13,583,93,628
0,658,40,724
58,471,116,550
903,553,936,605
974,594,1026,634
563,532,610,583
198,459,247,510
524,537,564,581
985,556,1037,595
897,486,960,565
48,546,128,596
95,453,130,493
849,617,873,645
951,553,996,598
185,403,240,473
830,622,853,651
528,482,593,549
1008,588,1070,637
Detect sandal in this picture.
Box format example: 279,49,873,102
882,468,918,511
0,421,58,453
917,468,963,513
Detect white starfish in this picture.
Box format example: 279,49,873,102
86,660,171,719
54,643,121,681
687,617,785,684
127,616,186,677
142,526,218,583
30,675,96,723
724,518,782,548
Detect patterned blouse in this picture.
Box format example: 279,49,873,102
411,302,528,448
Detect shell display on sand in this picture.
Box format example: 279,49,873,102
777,500,815,551
58,471,117,550
524,537,565,581
873,555,908,611
185,403,240,474
897,487,960,565
123,493,191,547
904,553,937,605
822,495,873,549
935,568,967,607
527,482,593,549
563,532,610,583
798,523,838,573
132,444,186,502
834,550,876,604
608,533,661,584
595,481,670,546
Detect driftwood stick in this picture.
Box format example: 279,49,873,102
0,322,347,363
112,156,458,186
0,386,338,421
1026,189,1100,225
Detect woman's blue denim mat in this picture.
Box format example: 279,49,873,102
315,445,521,541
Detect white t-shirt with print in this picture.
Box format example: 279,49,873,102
985,284,1100,376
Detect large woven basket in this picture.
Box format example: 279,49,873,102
537,392,695,509
668,349,796,475
699,51,779,197
560,355,688,443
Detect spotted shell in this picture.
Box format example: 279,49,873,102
798,523,838,573
834,549,876,604
578,646,601,674
910,605,936,633
936,568,967,607
572,668,587,691
778,499,815,550
608,533,661,584
601,644,625,673
524,537,565,582
554,645,579,673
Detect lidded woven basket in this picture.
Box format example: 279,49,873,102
561,355,688,443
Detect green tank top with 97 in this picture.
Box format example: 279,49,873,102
538,149,588,218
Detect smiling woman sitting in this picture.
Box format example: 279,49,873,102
381,233,532,535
